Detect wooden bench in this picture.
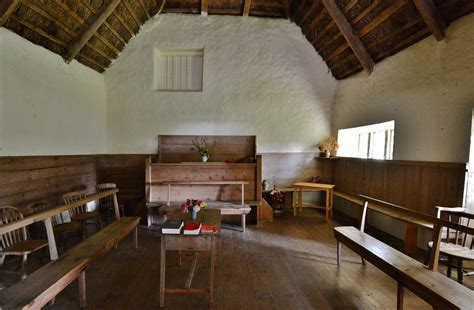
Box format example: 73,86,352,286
334,226,473,310
333,191,433,254
149,201,251,232
0,216,140,309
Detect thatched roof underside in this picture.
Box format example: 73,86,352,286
1,1,472,79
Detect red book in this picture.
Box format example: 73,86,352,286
183,222,202,235
201,224,217,234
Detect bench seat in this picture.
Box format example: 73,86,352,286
0,217,140,309
334,226,473,310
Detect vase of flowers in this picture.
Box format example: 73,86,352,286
192,138,210,162
180,199,207,220
318,137,339,157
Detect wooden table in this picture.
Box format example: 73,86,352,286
292,182,335,221
159,209,221,307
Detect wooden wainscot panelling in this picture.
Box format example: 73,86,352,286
158,135,256,163
0,156,97,207
95,155,146,206
319,157,466,216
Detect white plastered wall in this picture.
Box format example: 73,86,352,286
0,28,107,156
104,14,337,154
333,14,474,163
332,14,474,245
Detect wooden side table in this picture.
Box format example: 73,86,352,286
159,209,221,307
292,182,335,221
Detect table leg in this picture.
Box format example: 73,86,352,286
325,189,330,222
134,227,138,249
336,240,341,265
160,237,166,307
242,213,246,232
167,184,171,206
329,189,334,218
210,237,217,307
298,188,303,214
292,191,296,216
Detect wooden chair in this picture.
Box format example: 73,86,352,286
96,183,124,224
27,201,81,252
62,190,102,240
0,206,48,279
427,206,474,283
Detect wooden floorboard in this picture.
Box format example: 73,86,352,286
2,209,472,309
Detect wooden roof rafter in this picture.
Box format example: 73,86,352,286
243,0,252,17
413,0,446,41
201,0,208,16
64,0,121,63
18,0,116,63
77,0,126,46
0,0,20,27
0,0,471,78
321,0,374,73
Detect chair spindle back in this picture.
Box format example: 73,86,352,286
0,206,27,250
63,190,88,217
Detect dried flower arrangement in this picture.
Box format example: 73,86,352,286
318,137,339,157
191,138,209,157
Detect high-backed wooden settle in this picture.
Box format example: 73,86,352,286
146,135,271,223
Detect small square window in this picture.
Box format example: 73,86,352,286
153,49,203,91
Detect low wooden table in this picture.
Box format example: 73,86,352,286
159,209,221,307
293,182,335,221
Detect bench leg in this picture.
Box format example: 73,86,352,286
134,227,138,249
337,240,341,265
457,258,463,284
79,271,86,308
397,282,404,310
160,237,166,308
361,257,366,265
241,214,246,233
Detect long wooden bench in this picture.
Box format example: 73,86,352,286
334,226,473,310
0,216,140,309
333,190,433,253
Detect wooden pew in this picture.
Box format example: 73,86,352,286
334,226,473,310
0,188,140,309
0,216,139,309
333,191,432,253
334,195,474,309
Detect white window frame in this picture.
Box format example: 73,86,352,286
153,48,203,92
337,121,395,160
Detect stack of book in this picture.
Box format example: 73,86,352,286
161,220,217,235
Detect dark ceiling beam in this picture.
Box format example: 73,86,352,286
280,0,293,22
413,0,446,41
243,0,252,17
137,0,151,19
78,0,127,46
64,0,120,63
0,0,19,27
201,0,208,16
122,0,142,27
321,0,374,73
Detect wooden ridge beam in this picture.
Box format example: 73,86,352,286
243,0,252,17
64,0,120,63
413,0,446,41
0,0,19,27
201,0,208,16
321,0,374,73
